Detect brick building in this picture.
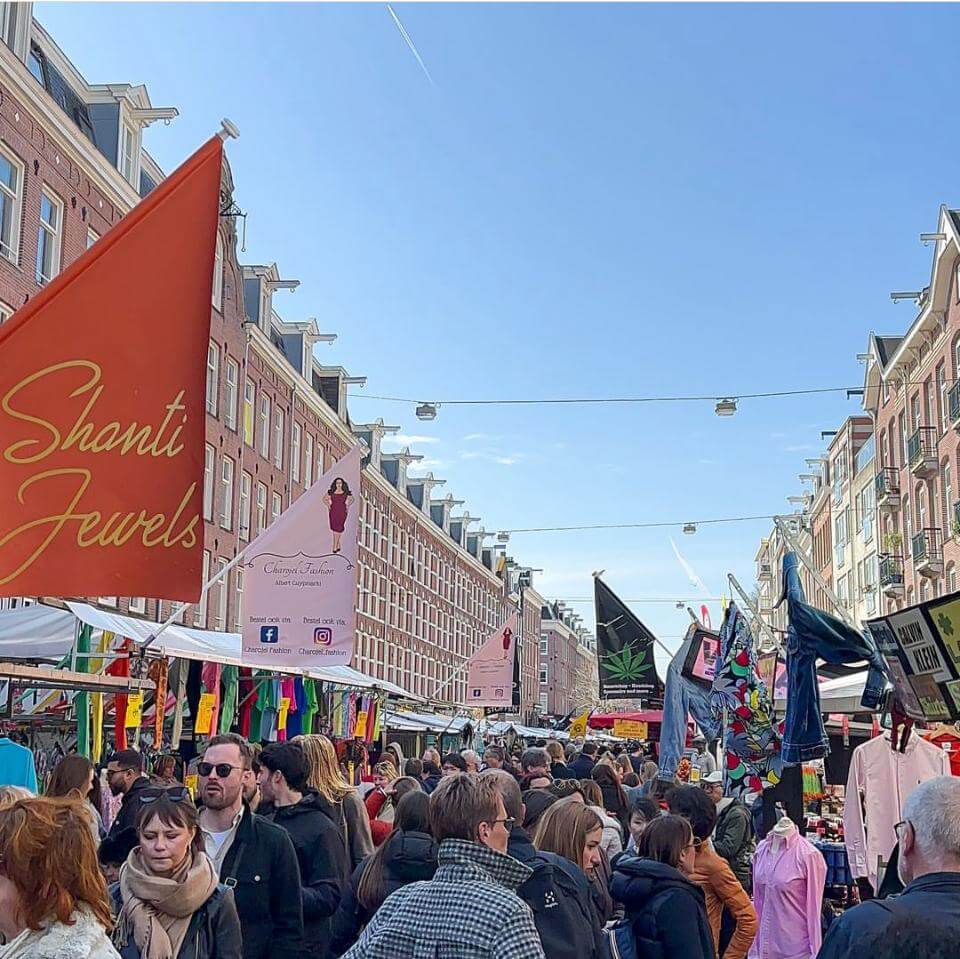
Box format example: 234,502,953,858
539,600,591,718
0,5,545,718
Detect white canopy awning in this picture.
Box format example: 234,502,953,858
819,670,883,714
0,603,417,698
385,710,474,734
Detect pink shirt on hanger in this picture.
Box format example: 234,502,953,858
843,731,951,890
749,826,826,959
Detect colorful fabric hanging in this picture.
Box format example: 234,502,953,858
249,670,267,743
74,624,92,758
200,661,222,740
238,668,256,738
219,666,239,734
148,658,169,749
287,678,306,738
105,638,132,750
302,680,318,734
713,603,783,800
90,630,112,764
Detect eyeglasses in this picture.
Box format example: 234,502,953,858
488,817,516,831
140,786,191,805
197,762,242,778
894,820,910,840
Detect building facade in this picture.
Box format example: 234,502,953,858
539,601,585,718
0,5,548,718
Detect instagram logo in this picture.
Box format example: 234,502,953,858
313,627,333,646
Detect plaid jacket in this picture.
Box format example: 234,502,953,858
340,838,545,959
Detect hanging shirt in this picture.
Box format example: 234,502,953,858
924,730,960,776
843,732,951,891
219,665,239,735
238,668,256,739
302,680,318,734
750,827,827,959
0,739,37,791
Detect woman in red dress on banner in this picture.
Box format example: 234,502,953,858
323,477,354,554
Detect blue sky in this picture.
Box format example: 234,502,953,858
36,2,960,669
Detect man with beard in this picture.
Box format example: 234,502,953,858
198,733,306,959
105,748,152,839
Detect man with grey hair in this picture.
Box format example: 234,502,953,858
461,749,481,773
818,776,960,959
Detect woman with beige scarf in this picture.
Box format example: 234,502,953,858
110,788,241,959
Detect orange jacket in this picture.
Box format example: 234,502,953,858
688,839,757,959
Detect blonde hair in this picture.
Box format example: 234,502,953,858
294,734,353,802
533,798,603,869
0,785,33,808
373,761,398,783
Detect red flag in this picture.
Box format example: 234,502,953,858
0,136,223,600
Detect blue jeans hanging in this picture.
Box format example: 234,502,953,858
780,552,888,764
657,634,719,781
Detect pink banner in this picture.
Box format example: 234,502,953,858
241,447,361,668
464,613,518,707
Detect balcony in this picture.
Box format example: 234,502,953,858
950,382,960,426
907,426,938,479
912,528,943,578
875,467,900,512
879,554,905,598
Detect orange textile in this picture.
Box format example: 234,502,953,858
0,136,223,601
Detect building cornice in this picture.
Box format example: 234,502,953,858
3,23,144,210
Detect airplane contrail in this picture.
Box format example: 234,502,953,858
386,4,434,86
670,537,710,596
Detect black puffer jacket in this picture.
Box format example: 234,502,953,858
267,790,350,959
330,829,438,956
108,777,154,839
610,855,715,959
110,883,243,959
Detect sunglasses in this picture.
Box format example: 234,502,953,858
198,762,242,778
140,786,191,804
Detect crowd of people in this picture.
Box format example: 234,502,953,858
0,734,957,959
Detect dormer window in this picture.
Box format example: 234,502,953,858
118,120,139,185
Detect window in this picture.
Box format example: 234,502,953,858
904,495,912,558
271,491,282,526
292,423,302,482
862,484,874,544
949,564,957,594
99,596,118,608
239,471,251,541
0,300,11,325
243,380,255,446
196,550,210,626
258,394,270,458
205,343,219,415
939,364,948,433
224,358,238,431
899,411,908,464
273,409,284,469
219,455,234,530
304,434,314,488
947,464,955,540
0,145,22,264
539,668,548,684
918,485,927,532
540,638,548,655
129,597,146,614
203,444,215,521
119,121,138,185
234,566,244,629
317,445,325,479
86,227,98,250
35,188,62,284
212,233,224,310
214,558,228,630
255,482,267,534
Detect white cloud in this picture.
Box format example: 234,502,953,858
463,433,492,442
381,434,440,448
408,457,448,471
461,450,522,466
494,456,517,466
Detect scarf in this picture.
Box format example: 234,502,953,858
119,848,218,959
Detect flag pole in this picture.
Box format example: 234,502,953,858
142,546,250,651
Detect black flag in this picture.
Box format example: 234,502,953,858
594,576,665,701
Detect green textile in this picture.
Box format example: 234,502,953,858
302,679,319,734
249,671,267,743
219,665,238,733
75,624,92,758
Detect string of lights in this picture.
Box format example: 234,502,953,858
498,513,778,534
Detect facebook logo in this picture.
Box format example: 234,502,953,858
259,626,279,644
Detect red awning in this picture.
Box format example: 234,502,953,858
588,710,663,729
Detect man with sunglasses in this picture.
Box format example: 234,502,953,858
198,733,306,959
105,748,152,840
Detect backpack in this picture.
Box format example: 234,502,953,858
602,918,638,959
518,852,601,959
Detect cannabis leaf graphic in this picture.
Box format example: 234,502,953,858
939,613,955,637
601,642,653,682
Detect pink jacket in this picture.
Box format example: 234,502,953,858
843,732,951,890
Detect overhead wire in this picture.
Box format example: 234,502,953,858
498,513,779,533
